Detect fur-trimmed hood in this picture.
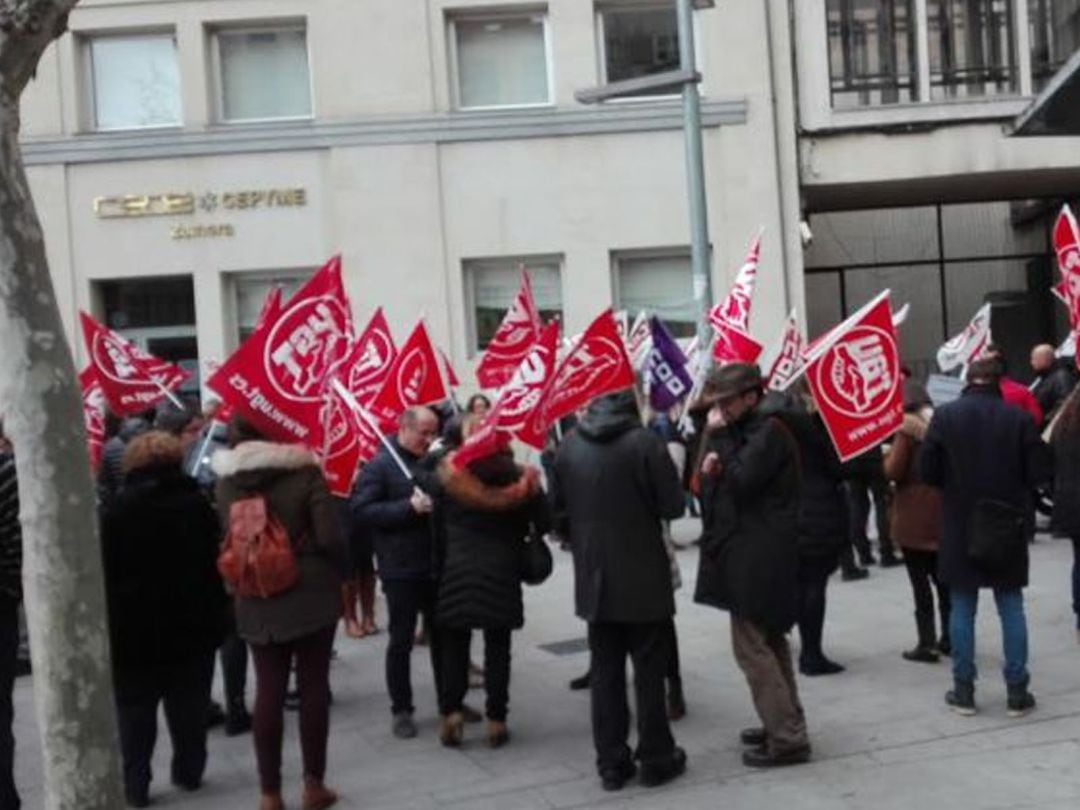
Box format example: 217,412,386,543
211,441,318,478
437,461,541,512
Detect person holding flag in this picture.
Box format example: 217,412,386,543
350,406,444,741
430,421,551,749
693,363,811,768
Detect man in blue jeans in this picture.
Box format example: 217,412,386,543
921,358,1051,717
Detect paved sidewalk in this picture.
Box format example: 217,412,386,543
12,521,1080,809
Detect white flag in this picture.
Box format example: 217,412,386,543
937,303,992,373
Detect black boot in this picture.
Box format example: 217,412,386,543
902,611,940,663
945,679,976,715
1006,678,1036,718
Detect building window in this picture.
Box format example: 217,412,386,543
612,250,696,338
599,2,680,96
233,273,308,343
826,0,917,108
452,11,552,109
87,33,181,130
1030,0,1080,91
465,257,562,352
927,0,1016,99
215,25,312,122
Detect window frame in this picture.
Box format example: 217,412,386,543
462,254,564,355
610,246,697,337
209,20,315,126
83,29,183,133
595,0,685,103
226,268,313,348
448,7,555,112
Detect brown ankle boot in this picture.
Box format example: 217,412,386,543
259,793,285,810
438,712,464,747
487,720,510,749
301,778,338,810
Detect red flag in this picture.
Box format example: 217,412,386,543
206,256,354,445
712,322,764,366
475,271,543,390
79,367,107,471
341,308,398,406
440,350,460,389
368,320,449,431
317,309,398,495
765,311,805,392
446,321,561,466
518,309,635,449
451,401,514,471
709,232,761,335
79,311,189,416
319,377,383,496
805,291,903,462
1054,206,1080,330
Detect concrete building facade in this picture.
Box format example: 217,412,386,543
18,0,1080,395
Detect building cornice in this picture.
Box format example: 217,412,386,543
20,99,748,166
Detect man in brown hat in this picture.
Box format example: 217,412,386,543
693,363,811,767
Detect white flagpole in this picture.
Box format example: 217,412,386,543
331,379,414,482
188,419,223,477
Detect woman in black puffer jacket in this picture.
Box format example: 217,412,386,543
433,448,550,748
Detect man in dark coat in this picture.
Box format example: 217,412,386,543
1030,344,1077,422
553,390,686,792
0,425,22,810
920,358,1052,717
693,364,810,768
351,406,442,740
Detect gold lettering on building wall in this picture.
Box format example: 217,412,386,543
94,193,196,218
171,224,236,240
94,188,307,219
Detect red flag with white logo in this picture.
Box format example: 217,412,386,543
709,231,761,335
1054,206,1080,362
318,308,398,495
475,271,543,390
765,311,805,392
206,255,355,446
448,321,561,466
805,291,903,462
79,311,190,416
368,320,449,432
712,322,764,366
517,309,635,449
79,367,108,471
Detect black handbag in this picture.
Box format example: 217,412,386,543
967,498,1026,571
521,530,553,586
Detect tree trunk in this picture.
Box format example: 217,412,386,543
0,1,124,807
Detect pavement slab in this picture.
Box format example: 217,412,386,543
11,519,1080,809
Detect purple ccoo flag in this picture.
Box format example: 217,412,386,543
647,316,693,411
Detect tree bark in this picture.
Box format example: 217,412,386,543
0,1,124,808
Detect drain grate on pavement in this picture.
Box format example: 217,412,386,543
538,636,589,656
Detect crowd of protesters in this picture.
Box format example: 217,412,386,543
0,337,1078,809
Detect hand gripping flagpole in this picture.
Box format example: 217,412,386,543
331,378,414,483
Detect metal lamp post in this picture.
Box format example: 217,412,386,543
576,0,717,347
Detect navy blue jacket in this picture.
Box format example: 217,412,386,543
920,384,1052,590
350,438,434,580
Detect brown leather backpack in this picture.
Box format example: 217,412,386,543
217,495,299,598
